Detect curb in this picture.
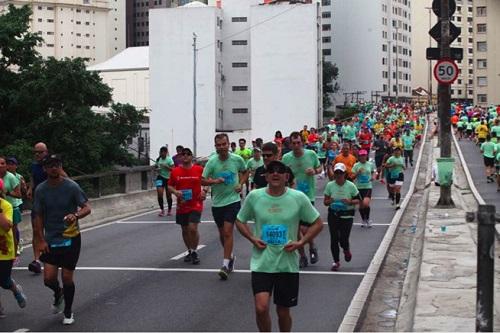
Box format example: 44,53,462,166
337,120,430,332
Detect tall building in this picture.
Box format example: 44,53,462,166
125,0,207,47
0,0,125,64
324,0,413,104
149,0,321,158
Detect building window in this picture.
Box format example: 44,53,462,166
476,6,487,17
322,24,331,31
232,17,247,22
47,19,54,23
477,24,486,33
477,41,487,52
38,18,42,22
477,94,487,103
232,62,248,68
47,31,54,35
322,36,331,43
477,59,487,69
47,6,54,10
322,12,331,19
46,44,54,47
322,0,331,5
232,40,247,46
232,108,249,114
322,49,331,56
477,77,487,86
232,86,248,91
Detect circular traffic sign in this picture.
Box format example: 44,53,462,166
434,59,459,85
432,0,456,18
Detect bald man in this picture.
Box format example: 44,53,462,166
27,142,67,274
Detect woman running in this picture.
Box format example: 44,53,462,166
384,147,406,209
352,150,375,228
155,146,174,216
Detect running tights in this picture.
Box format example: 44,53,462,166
359,207,371,221
395,193,401,204
158,192,172,211
327,212,353,262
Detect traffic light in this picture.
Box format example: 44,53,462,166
426,0,462,61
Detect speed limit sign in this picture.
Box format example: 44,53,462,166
434,59,459,85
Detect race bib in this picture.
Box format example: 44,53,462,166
358,174,370,183
297,181,310,194
155,179,164,187
50,238,72,248
261,224,288,246
181,189,193,201
330,200,348,211
217,171,235,185
390,170,401,179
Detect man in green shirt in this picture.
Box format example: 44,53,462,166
202,134,248,280
247,148,264,190
480,135,496,183
401,129,415,168
281,132,322,268
351,150,375,227
236,160,323,332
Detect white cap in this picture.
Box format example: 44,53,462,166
333,163,346,173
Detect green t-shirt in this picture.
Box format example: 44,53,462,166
281,149,320,202
386,156,405,177
202,153,247,207
402,134,415,150
496,143,500,161
323,180,360,217
246,157,264,182
457,121,464,128
466,122,473,130
235,148,253,161
236,188,320,273
2,171,20,208
491,125,500,138
481,141,496,159
316,142,326,159
352,161,375,189
156,156,174,179
342,125,356,140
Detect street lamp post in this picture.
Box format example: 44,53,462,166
192,33,198,157
425,6,433,105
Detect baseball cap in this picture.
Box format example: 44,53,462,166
6,157,18,165
181,147,193,155
358,149,368,156
333,163,346,173
266,160,287,174
42,153,62,166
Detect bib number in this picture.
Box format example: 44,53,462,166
217,171,235,185
297,181,310,195
50,239,72,248
330,200,347,211
358,174,370,184
181,189,193,201
155,179,164,187
261,225,288,246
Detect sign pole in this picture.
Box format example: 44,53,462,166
437,0,454,206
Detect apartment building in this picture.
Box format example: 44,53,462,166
327,0,413,104
0,0,125,64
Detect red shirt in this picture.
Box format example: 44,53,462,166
358,131,373,149
168,164,204,214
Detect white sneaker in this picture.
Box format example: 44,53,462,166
367,220,373,228
62,313,75,325
360,220,366,228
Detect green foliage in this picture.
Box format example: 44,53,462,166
0,5,145,178
323,61,340,112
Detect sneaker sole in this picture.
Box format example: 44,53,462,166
218,271,228,280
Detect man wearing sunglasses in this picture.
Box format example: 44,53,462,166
252,142,294,190
236,160,323,332
168,148,206,265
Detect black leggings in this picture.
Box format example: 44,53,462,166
404,149,413,165
0,260,13,289
327,211,354,262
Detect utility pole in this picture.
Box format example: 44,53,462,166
395,26,399,102
192,33,198,157
426,6,433,106
437,0,453,206
387,40,392,101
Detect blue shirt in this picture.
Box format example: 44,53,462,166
31,162,47,191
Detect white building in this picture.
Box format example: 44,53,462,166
149,0,321,158
0,0,126,64
326,0,412,103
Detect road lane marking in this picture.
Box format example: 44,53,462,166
116,220,390,227
14,266,365,276
170,245,207,260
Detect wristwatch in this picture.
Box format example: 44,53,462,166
74,212,80,220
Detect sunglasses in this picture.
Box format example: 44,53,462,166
266,167,287,174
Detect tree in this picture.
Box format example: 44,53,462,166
323,61,340,111
0,5,145,177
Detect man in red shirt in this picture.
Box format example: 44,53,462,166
168,147,206,264
358,126,373,151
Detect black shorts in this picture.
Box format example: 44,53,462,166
484,156,495,168
251,272,299,307
0,260,14,289
40,235,81,271
212,201,241,228
358,189,372,199
466,129,473,135
176,211,202,226
319,158,326,164
388,172,404,185
457,127,464,132
300,202,315,226
155,176,168,188
375,155,385,168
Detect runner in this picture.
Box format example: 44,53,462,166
281,132,322,268
331,143,357,182
202,134,248,280
480,135,496,183
168,148,205,265
372,133,389,180
402,128,415,168
247,148,264,191
155,146,174,217
358,126,373,152
351,150,375,228
6,157,27,259
252,142,294,190
0,157,22,257
0,178,27,318
235,138,253,195
323,163,361,271
384,147,406,209
172,145,184,167
33,154,91,325
235,160,323,332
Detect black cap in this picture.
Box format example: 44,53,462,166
6,157,18,165
42,154,62,166
266,160,287,173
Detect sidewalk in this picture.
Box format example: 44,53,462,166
412,138,477,331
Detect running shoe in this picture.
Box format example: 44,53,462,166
158,210,165,217
62,313,75,325
218,266,230,280
52,290,65,314
228,255,236,272
28,260,42,274
191,251,200,265
360,220,366,228
331,262,340,271
299,255,308,268
167,209,172,216
183,251,192,263
367,220,373,228
395,204,401,210
309,248,319,264
13,284,27,309
344,250,352,262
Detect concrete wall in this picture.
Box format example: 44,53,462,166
96,69,150,111
149,6,221,158
250,3,320,138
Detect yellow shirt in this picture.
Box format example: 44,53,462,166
390,138,404,149
0,198,14,260
476,125,489,139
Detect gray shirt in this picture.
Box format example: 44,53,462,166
33,178,88,246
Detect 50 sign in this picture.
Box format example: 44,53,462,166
434,59,459,85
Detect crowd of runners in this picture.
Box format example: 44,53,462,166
1,101,433,330
452,104,500,191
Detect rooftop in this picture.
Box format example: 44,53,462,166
88,47,149,72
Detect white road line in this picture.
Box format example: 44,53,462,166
170,245,206,260
13,266,365,276
315,196,403,200
117,220,390,226
353,223,390,226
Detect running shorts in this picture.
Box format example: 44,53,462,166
212,202,241,228
40,235,81,271
251,272,299,307
484,156,495,168
176,211,202,226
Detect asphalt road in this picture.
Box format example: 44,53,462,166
457,138,500,211
1,157,418,332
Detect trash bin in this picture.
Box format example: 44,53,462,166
437,157,455,186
